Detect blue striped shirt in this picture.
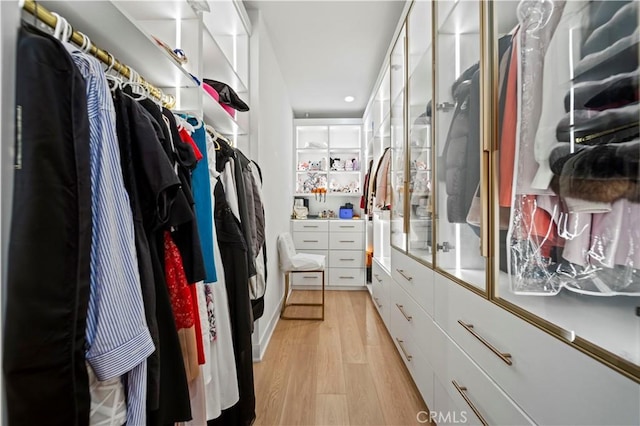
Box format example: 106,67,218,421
71,50,154,426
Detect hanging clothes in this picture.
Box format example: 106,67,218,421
187,122,218,284
113,91,192,424
70,47,155,426
4,24,93,425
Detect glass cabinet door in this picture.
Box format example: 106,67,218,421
433,0,486,291
491,0,640,381
407,0,434,265
373,66,392,271
390,25,407,252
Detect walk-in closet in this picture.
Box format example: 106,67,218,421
1,1,639,425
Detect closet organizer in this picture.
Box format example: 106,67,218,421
3,2,265,425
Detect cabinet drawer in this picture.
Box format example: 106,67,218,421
389,279,435,365
292,220,328,232
329,220,364,233
391,248,434,316
372,259,391,326
329,250,364,268
431,327,534,426
293,231,329,250
329,232,363,250
329,268,364,286
434,273,640,426
388,286,435,408
291,271,324,287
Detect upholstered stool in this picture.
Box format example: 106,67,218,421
277,232,325,320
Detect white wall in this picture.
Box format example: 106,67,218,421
248,10,293,360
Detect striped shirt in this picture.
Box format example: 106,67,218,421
70,50,155,426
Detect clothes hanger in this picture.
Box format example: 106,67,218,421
103,52,122,93
205,125,223,150
51,12,67,40
79,31,92,55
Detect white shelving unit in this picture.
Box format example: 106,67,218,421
293,118,363,218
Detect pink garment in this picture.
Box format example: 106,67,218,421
203,82,236,118
220,103,236,119
375,148,391,210
202,82,219,102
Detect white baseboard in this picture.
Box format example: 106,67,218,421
252,294,283,362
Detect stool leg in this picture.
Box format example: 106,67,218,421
321,269,325,321
281,271,290,318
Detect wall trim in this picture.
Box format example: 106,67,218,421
252,294,283,361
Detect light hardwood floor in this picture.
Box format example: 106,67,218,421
253,290,429,426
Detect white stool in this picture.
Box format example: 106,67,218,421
277,232,325,321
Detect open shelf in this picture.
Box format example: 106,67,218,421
202,22,248,93
202,88,247,135
43,1,198,90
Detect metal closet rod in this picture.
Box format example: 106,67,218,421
21,0,176,108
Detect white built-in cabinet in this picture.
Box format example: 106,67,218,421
364,0,640,424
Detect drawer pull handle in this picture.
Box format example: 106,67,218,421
339,240,355,243
339,276,354,279
396,269,413,282
395,304,412,322
452,380,488,426
303,240,319,243
303,225,319,228
303,276,317,279
395,338,412,361
339,258,355,261
374,274,382,283
374,297,382,308
340,225,355,228
458,320,513,366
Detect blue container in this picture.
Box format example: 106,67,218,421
339,207,353,219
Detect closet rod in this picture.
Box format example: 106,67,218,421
21,0,176,109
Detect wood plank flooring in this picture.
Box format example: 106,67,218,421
253,290,428,426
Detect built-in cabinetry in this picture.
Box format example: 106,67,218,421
291,219,365,288
40,0,252,148
363,0,640,423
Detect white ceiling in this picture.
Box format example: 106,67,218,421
244,0,406,118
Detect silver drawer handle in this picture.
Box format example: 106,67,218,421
395,304,412,322
339,225,355,228
452,380,489,426
303,276,317,279
374,297,382,308
339,258,355,261
396,269,413,282
395,338,412,361
339,276,354,279
339,240,355,243
303,225,319,228
458,320,513,365
303,240,319,242
374,274,382,283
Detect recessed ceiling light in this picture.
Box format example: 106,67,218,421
344,96,355,103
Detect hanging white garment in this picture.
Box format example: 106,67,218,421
221,157,241,222
206,134,241,420
179,282,210,426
